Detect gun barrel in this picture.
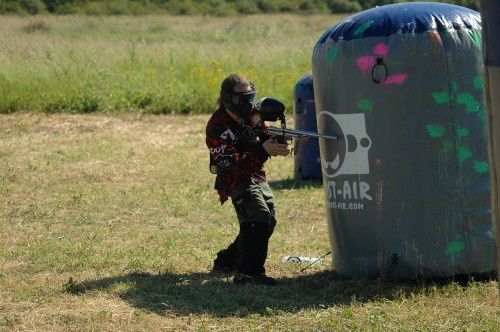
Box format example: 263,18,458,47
267,126,338,140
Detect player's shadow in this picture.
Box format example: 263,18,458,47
64,270,489,318
269,177,323,190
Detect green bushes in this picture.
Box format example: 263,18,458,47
0,0,46,14
0,0,481,15
328,0,362,13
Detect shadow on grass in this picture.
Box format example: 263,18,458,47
268,177,323,191
65,270,491,317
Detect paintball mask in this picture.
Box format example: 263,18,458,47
220,83,256,119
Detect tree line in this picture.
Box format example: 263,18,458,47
0,0,480,15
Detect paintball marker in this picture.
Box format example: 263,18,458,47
254,97,339,145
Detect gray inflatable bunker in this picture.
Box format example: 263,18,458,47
312,2,497,278
480,0,500,282
294,72,322,179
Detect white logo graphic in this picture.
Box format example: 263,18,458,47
210,144,226,155
318,112,372,178
318,112,373,210
220,129,235,141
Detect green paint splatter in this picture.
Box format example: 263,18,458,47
473,76,483,90
468,30,482,49
473,160,489,174
446,240,465,258
356,99,374,117
456,93,480,113
456,128,469,138
458,146,472,164
429,79,488,171
456,92,474,104
432,92,450,104
357,99,374,111
426,124,446,138
353,20,373,38
326,44,338,62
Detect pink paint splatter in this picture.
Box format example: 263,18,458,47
356,55,376,77
373,42,389,57
381,73,408,85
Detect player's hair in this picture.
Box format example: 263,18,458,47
217,73,251,109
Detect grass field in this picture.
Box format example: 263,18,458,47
1,12,498,332
0,113,498,331
0,14,344,115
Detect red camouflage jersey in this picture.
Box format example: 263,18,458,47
206,107,270,204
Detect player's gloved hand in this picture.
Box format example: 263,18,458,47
263,138,290,156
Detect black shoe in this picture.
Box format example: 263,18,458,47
233,273,277,286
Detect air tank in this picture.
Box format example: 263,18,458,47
294,72,322,179
312,2,497,278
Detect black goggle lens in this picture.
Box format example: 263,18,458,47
231,90,256,106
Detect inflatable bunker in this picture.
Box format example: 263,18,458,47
312,2,497,278
294,72,322,179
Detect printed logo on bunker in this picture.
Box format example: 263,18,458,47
318,112,373,210
318,112,372,178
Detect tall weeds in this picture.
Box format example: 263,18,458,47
0,15,338,114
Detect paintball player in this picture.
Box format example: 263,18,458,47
206,73,289,285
